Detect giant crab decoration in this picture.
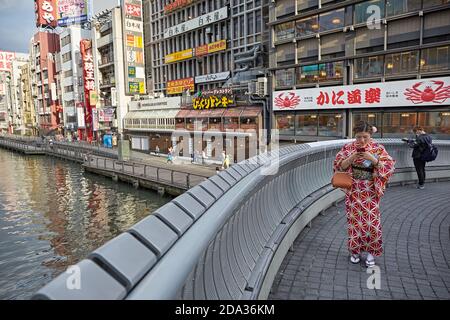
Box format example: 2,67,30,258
274,92,301,109
404,80,450,104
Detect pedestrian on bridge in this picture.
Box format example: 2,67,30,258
333,121,395,268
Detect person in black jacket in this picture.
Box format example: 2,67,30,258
403,126,432,189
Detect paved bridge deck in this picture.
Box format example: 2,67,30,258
270,182,450,300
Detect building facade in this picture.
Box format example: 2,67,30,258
58,26,92,137
19,62,36,135
92,7,132,137
270,0,450,142
137,0,270,161
30,31,62,134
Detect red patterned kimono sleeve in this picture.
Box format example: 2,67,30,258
373,144,396,198
333,143,352,173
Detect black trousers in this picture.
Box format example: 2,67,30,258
413,158,426,186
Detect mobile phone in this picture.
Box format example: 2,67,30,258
356,147,365,153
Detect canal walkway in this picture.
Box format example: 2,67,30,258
269,181,450,300
0,135,217,195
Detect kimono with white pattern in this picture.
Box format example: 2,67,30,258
333,140,395,257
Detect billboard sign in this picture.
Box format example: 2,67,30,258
35,0,58,28
123,0,146,96
57,0,89,27
0,51,15,72
164,7,228,39
80,39,94,141
167,77,194,95
195,71,230,84
273,77,450,111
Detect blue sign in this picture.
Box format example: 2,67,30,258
103,134,112,148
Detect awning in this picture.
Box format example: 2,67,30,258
223,107,245,117
241,106,262,117
124,109,179,120
175,109,191,118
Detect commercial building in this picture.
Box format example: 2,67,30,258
270,0,450,142
58,25,91,137
91,6,137,137
19,62,37,135
138,0,270,160
30,31,61,134
0,51,29,133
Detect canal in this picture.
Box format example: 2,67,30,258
0,148,172,300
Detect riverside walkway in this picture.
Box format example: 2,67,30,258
270,181,450,300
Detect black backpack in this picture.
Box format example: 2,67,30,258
420,142,438,162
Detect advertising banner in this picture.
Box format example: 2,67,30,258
273,77,450,111
165,0,194,14
195,71,230,84
0,51,15,72
165,49,193,64
164,7,228,39
80,39,94,141
123,0,146,96
167,77,194,95
35,0,58,27
57,0,89,27
164,39,227,64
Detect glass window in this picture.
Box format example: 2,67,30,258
418,111,450,139
423,0,450,9
354,55,384,79
385,51,419,76
318,61,344,82
382,112,417,137
297,64,319,84
355,0,385,24
275,21,295,42
297,0,319,12
319,8,345,32
224,117,239,129
296,15,319,37
276,68,296,87
296,113,318,135
352,112,382,137
318,113,344,137
386,0,421,16
276,114,295,135
420,45,450,72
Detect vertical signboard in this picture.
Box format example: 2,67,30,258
123,0,146,95
35,0,58,28
80,39,95,142
0,51,16,72
57,0,90,27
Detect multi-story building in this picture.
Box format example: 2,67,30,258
92,7,131,137
30,31,61,134
19,62,36,135
134,0,270,160
58,26,92,137
271,0,450,142
0,51,29,133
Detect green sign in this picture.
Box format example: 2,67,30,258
129,82,139,93
128,66,136,78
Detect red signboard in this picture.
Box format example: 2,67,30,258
35,0,58,27
164,0,194,14
0,51,15,72
125,3,142,17
80,39,95,142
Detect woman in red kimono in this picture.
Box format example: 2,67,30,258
333,121,395,267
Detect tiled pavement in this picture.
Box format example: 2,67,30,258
269,182,450,300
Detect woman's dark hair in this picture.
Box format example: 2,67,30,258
353,121,375,135
412,126,424,133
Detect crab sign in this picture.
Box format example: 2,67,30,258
404,80,450,104
274,92,300,109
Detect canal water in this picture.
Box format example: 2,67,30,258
0,148,171,300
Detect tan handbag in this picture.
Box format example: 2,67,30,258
331,172,352,189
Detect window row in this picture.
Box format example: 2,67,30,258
275,61,344,87
354,45,450,79
275,110,450,139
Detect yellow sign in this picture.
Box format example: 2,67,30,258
89,90,99,106
164,40,227,64
193,95,234,110
127,35,143,48
139,82,145,94
167,77,194,95
207,40,227,54
165,49,193,64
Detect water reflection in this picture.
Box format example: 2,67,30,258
0,149,171,299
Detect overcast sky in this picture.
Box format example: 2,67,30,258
0,0,119,53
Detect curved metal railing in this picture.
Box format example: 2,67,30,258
32,139,450,300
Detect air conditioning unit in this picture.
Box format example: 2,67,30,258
256,77,268,97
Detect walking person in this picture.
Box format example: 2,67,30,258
155,144,160,156
402,126,433,190
333,121,395,267
167,146,173,164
